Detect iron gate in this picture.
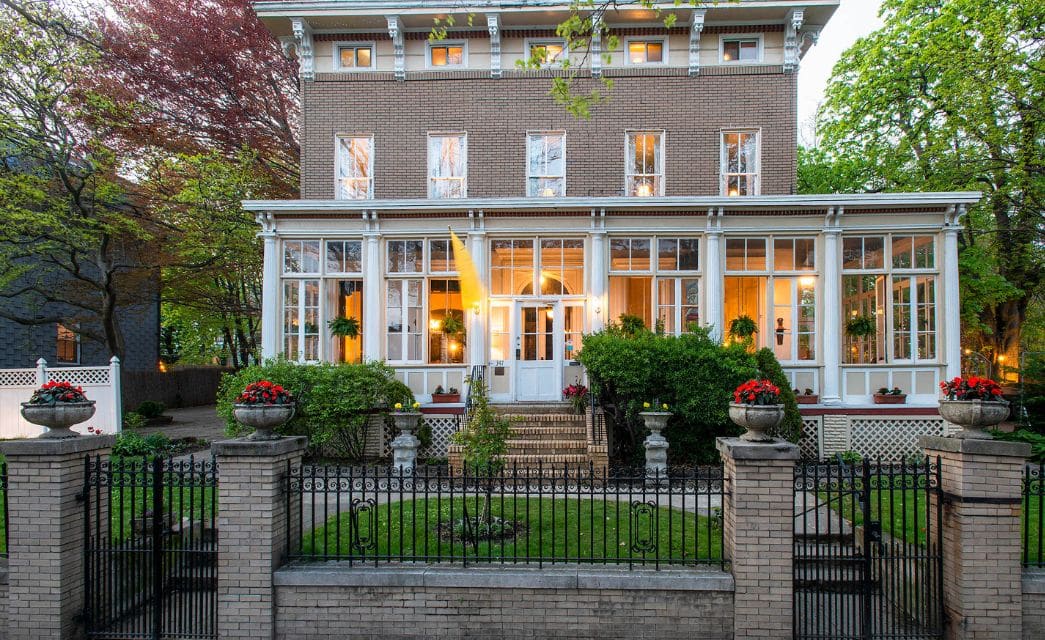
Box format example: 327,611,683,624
83,455,218,639
793,458,944,640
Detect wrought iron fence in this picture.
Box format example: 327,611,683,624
286,462,724,569
1024,462,1044,567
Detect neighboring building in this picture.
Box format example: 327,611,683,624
247,1,977,452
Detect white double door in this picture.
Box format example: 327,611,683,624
512,300,590,402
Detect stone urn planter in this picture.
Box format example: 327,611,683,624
391,411,423,473
233,404,295,440
728,403,784,443
20,401,96,439
938,399,1010,440
640,411,671,479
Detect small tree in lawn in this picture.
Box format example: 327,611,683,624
452,378,511,529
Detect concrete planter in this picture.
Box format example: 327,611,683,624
728,403,784,443
392,412,423,473
20,401,96,439
233,403,295,441
938,399,1010,440
640,411,671,480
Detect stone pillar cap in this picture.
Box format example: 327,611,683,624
919,435,1031,459
716,436,800,461
212,435,308,457
0,433,115,456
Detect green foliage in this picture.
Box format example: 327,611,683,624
838,450,863,465
452,378,511,473
728,315,758,340
577,327,760,463
440,315,465,337
754,348,803,442
616,314,647,336
122,412,148,430
327,316,360,339
134,401,166,419
112,432,173,458
845,315,876,337
989,429,1045,463
217,359,413,460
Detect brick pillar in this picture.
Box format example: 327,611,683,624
0,435,115,640
214,436,307,640
717,437,799,640
920,436,1030,640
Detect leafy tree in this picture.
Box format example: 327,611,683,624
451,378,511,528
811,0,1045,360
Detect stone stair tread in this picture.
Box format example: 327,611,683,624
504,454,590,463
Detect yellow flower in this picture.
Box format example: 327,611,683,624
394,402,403,410
661,403,669,410
412,402,421,409
643,402,650,409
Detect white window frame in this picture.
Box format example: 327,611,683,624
283,278,321,363
426,40,468,69
56,324,80,364
333,41,376,71
525,38,568,67
427,133,468,199
526,131,566,198
282,239,322,275
335,135,374,200
720,129,761,197
625,130,665,197
719,34,763,64
324,240,364,275
624,37,668,66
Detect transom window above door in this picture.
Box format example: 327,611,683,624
490,238,585,297
527,132,565,197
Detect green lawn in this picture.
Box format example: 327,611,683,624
299,496,722,565
1025,496,1043,566
104,484,217,544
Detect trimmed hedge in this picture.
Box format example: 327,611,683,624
217,360,413,460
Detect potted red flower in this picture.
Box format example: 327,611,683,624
562,383,589,415
233,380,295,440
938,376,1009,439
873,387,907,404
729,379,783,442
21,381,96,439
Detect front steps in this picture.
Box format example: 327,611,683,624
450,407,599,471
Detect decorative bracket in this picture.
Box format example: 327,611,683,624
784,8,805,73
387,15,405,81
591,13,603,79
487,14,501,79
254,212,277,235
288,17,314,82
688,10,705,77
706,206,723,231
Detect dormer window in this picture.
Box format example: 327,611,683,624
626,39,665,65
721,36,761,63
429,42,466,67
336,43,374,70
528,40,566,67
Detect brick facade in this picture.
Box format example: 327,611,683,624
300,70,797,200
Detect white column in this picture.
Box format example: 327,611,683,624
822,228,842,405
260,230,280,360
943,226,962,381
590,231,607,331
363,232,382,361
467,230,487,367
704,230,723,341
109,356,123,432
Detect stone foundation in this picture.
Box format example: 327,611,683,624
1024,570,1045,640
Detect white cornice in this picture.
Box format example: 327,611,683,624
243,192,982,214
255,1,840,16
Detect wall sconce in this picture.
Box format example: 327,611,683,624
472,302,481,315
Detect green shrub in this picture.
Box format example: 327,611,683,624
216,359,413,460
113,432,172,458
134,401,166,419
753,348,803,442
122,412,147,430
578,327,760,464
989,428,1045,462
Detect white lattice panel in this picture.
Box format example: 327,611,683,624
0,369,36,387
850,418,947,461
381,415,461,460
799,417,821,460
46,367,111,386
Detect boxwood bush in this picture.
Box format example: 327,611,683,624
217,360,413,460
577,327,800,464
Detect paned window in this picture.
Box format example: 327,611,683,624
325,240,362,274
336,136,373,200
490,239,535,296
429,43,465,67
283,279,320,362
283,240,321,274
428,134,467,199
528,41,566,66
725,238,767,271
527,132,566,197
56,324,79,364
721,37,760,62
386,279,423,362
336,44,373,69
721,131,759,196
626,131,664,197
610,238,651,272
609,237,701,335
627,39,665,64
387,240,424,274
538,239,584,296
657,238,700,271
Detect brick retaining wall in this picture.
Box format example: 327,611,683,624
1025,570,1045,640
274,566,734,639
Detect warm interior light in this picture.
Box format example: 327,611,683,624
449,341,459,352
546,308,554,319
635,183,654,197
998,355,1006,363
799,276,815,286
964,348,972,355
429,319,441,331
851,310,859,317
541,187,556,197
728,188,740,197
723,52,733,61
491,347,504,360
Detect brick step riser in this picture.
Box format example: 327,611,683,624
507,446,588,454
510,428,588,437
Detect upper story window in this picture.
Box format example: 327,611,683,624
626,131,664,197
721,131,760,196
429,42,466,68
335,43,374,70
283,240,321,274
427,133,467,199
56,324,79,364
626,39,665,65
721,36,761,63
336,136,373,200
528,40,566,67
527,132,565,197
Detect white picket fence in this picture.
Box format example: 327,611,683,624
0,357,123,439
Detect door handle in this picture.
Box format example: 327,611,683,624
515,348,520,359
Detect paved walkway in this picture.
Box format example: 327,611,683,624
138,405,226,442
